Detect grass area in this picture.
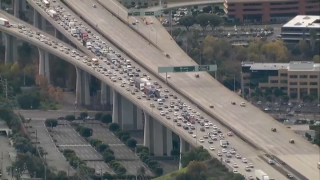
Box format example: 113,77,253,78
153,167,187,180
39,101,61,110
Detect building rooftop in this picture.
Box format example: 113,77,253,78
282,15,320,29
242,61,320,71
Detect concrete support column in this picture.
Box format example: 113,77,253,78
38,48,50,82
13,0,19,18
54,29,62,40
4,33,18,64
40,16,46,31
153,119,164,156
101,84,107,104
136,107,143,130
83,71,90,106
179,138,190,169
163,128,173,155
120,96,134,130
76,67,83,106
143,112,151,149
112,89,119,124
33,9,39,28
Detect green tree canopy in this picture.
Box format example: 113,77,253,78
101,113,112,124
196,14,210,30
179,15,196,31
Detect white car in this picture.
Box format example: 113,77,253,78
233,163,238,168
92,4,97,8
233,169,238,173
242,158,248,163
160,111,165,116
191,134,196,138
222,149,227,153
199,138,204,143
209,146,215,151
174,112,178,116
240,102,246,107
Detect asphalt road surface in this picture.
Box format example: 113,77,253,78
27,120,74,174
0,136,16,180
59,146,103,161
52,125,88,145
84,124,140,161
16,110,107,119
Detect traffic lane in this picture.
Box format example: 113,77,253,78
60,146,103,161
120,161,153,176
52,125,88,145
109,144,139,160
86,161,114,174
83,124,121,145
128,131,144,144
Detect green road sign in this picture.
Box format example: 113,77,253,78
144,11,155,16
158,65,217,73
173,66,195,72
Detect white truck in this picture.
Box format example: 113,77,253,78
0,17,10,27
48,9,58,20
69,21,75,28
219,140,228,148
70,29,77,37
135,78,149,91
255,170,270,180
107,53,117,61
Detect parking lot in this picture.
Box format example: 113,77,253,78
84,124,121,144
52,125,88,145
86,161,114,174
59,145,103,161
109,144,139,160
120,161,153,176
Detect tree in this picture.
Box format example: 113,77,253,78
154,167,164,176
45,119,58,127
55,87,64,102
116,166,127,175
103,153,115,163
207,14,223,30
260,41,288,62
65,115,75,121
100,114,112,124
282,95,289,102
187,161,207,176
273,88,283,97
80,112,88,119
121,135,131,142
109,123,120,131
17,91,41,109
196,14,209,30
181,147,211,168
96,143,108,153
179,15,195,31
137,166,146,176
79,127,92,137
95,112,103,120
90,139,102,147
126,138,137,148
313,55,320,63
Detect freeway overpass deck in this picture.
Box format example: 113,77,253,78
63,1,319,179
0,10,280,178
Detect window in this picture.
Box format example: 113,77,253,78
299,75,308,78
310,82,318,85
270,80,278,83
290,82,298,85
281,87,288,90
280,80,288,84
280,73,287,77
310,75,318,78
299,82,308,85
289,75,298,78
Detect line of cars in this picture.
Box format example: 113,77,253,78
31,1,262,178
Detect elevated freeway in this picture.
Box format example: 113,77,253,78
61,0,319,179
0,9,287,179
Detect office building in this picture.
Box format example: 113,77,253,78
281,15,320,44
242,61,320,100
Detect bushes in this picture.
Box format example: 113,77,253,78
75,125,93,137
109,123,120,131
100,113,112,124
65,115,75,121
137,146,163,176
45,118,58,127
95,112,103,120
63,149,85,168
126,138,137,148
109,160,127,175
80,112,88,119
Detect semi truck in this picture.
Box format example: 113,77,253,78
107,53,117,61
255,170,270,180
48,9,58,20
135,78,149,90
0,17,10,27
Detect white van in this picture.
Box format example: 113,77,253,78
157,99,163,105
127,65,132,71
86,42,92,49
126,59,131,64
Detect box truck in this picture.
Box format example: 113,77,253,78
0,18,10,27
48,9,58,20
135,78,149,91
255,170,270,180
